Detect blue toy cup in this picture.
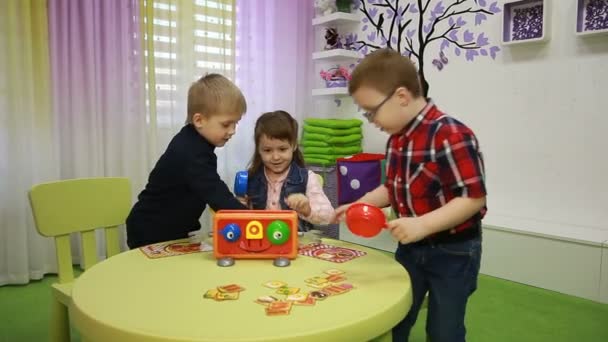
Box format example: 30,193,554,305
233,170,248,197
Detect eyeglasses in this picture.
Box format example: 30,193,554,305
362,91,394,123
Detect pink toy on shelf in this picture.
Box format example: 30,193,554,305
320,66,351,88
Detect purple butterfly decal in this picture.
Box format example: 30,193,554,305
432,51,449,71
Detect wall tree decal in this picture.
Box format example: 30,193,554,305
350,0,501,97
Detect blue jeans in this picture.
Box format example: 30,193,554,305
392,236,482,342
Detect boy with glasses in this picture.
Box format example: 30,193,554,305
334,48,487,342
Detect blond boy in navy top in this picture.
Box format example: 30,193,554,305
127,74,247,248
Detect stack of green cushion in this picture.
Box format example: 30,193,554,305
300,118,363,166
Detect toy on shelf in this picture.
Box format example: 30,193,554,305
324,27,342,50
345,203,387,238
213,210,298,267
233,170,248,197
301,118,363,166
314,0,337,17
336,0,353,13
320,66,351,88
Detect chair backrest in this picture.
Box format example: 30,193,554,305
29,177,131,283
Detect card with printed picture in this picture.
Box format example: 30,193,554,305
263,281,287,289
324,269,345,275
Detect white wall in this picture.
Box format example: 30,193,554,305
313,1,608,242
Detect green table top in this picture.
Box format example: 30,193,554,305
71,239,411,342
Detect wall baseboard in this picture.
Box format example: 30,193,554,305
338,223,608,303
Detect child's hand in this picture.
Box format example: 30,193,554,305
332,204,350,223
236,195,249,207
386,217,428,244
285,193,311,217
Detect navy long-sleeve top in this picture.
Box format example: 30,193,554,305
127,124,245,248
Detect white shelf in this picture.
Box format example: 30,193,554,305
312,87,349,96
576,27,608,37
312,49,360,61
312,12,359,26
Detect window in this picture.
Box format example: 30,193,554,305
141,0,235,129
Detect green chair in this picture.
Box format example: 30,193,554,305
29,177,131,342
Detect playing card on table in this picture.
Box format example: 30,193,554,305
263,281,287,289
265,301,292,316
218,284,245,293
276,286,300,295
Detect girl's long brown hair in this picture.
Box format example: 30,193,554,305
248,110,305,174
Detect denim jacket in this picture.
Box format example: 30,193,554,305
247,162,313,231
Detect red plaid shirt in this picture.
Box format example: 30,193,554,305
385,100,487,235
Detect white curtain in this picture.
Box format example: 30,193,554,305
222,0,314,192
0,0,313,285
0,0,59,285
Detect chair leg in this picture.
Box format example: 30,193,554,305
49,298,70,342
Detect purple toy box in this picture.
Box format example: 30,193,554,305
336,153,386,205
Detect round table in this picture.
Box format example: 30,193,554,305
71,239,411,342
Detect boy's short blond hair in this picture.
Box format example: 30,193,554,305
187,74,247,123
348,48,422,98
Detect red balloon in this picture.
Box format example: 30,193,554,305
345,203,387,238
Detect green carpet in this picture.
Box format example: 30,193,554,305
1,272,607,342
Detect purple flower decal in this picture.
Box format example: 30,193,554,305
432,2,445,15
424,23,433,33
489,2,500,13
355,0,502,97
475,13,487,25
463,29,474,42
448,29,459,41
465,49,479,61
369,8,379,18
476,32,489,46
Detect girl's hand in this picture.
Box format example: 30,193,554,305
285,193,311,217
236,195,249,208
332,204,350,224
